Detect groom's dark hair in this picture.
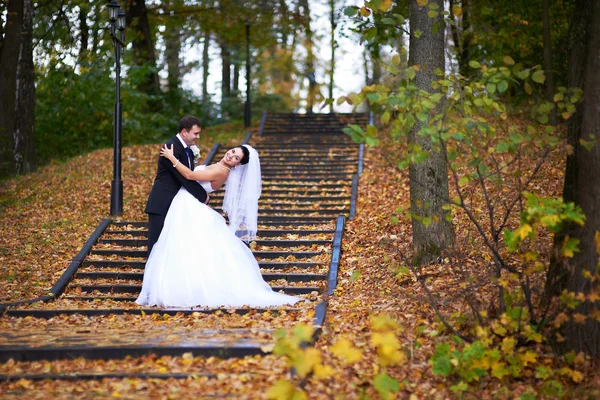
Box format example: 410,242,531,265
178,115,201,132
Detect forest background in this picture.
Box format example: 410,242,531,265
1,0,600,398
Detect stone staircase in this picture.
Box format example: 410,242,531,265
0,112,368,365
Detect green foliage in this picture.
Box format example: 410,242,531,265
504,193,585,253
35,61,115,164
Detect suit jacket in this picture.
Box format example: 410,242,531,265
145,136,208,216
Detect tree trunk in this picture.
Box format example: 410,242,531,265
449,0,472,78
543,0,557,125
547,0,600,357
329,0,335,113
125,0,161,97
0,0,36,177
15,0,35,174
370,43,381,85
78,2,89,62
408,0,455,265
164,0,182,101
233,52,240,94
202,32,210,102
221,42,231,99
298,0,316,113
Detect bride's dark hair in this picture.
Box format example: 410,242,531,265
237,145,250,165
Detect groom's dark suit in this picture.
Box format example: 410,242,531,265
145,135,208,256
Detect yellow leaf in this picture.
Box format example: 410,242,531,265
497,277,510,289
267,380,307,400
331,338,363,363
560,367,584,383
372,332,405,366
417,0,429,7
518,351,537,367
501,337,516,354
294,348,322,378
359,6,371,17
313,363,335,379
370,314,399,331
491,361,510,379
293,323,314,343
595,232,600,253
515,224,533,240
379,0,393,11
451,4,463,18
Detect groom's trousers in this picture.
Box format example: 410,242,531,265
147,213,166,257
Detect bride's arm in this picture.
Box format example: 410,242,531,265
160,144,219,181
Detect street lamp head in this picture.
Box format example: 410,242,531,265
107,0,120,23
117,10,126,31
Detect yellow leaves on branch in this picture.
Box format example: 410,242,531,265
267,380,307,400
331,338,363,363
371,331,406,367
370,314,406,367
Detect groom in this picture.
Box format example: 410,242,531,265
145,115,209,256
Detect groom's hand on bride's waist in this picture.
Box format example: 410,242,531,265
204,195,210,204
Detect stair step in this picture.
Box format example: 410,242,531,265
74,272,327,282
90,249,326,258
67,285,322,295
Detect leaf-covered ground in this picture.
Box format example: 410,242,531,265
1,124,599,399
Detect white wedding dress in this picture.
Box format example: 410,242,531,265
136,166,300,308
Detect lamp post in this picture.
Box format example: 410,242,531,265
107,0,126,216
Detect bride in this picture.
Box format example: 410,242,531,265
136,144,301,308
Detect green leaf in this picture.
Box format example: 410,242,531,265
458,176,470,186
487,83,497,94
468,60,481,69
451,381,468,394
343,6,359,17
381,17,396,25
562,237,580,258
422,216,432,227
430,93,443,103
502,56,515,66
373,373,401,398
532,70,546,84
366,136,380,146
496,142,510,153
498,81,508,93
366,92,382,102
427,10,439,18
416,112,428,122
414,29,423,39
518,69,530,79
519,392,537,400
430,344,453,376
396,266,410,276
381,111,391,125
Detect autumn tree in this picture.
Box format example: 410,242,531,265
0,0,36,177
407,0,455,264
125,0,161,100
298,0,318,113
547,0,600,357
